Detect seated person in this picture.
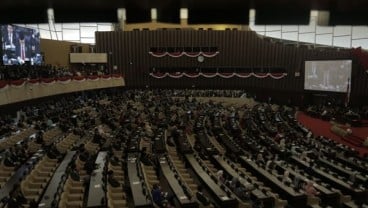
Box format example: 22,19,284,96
282,171,292,185
47,145,62,160
3,148,19,167
293,175,302,189
234,181,249,200
79,150,90,162
349,171,359,188
110,156,121,167
92,127,106,146
69,163,80,181
151,184,171,207
256,152,265,165
216,170,225,183
3,156,16,167
140,147,152,166
84,156,96,175
107,170,120,188
304,181,319,196
265,159,273,170
35,130,44,144
196,185,210,206
243,178,255,191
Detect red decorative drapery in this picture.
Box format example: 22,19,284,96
41,78,55,83
149,72,287,79
0,80,8,88
28,79,40,84
0,74,123,90
149,51,220,58
10,79,26,86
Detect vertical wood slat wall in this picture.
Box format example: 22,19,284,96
95,30,367,104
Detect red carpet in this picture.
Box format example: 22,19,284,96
296,111,368,157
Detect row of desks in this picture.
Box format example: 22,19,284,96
212,155,274,207
333,155,368,176
274,163,340,207
185,154,238,208
159,157,197,208
318,156,367,183
38,151,76,208
127,153,152,208
87,151,107,208
196,131,216,154
215,132,242,156
239,156,308,207
291,156,368,200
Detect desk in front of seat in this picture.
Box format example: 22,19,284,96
197,131,216,155
39,151,76,208
159,157,197,208
240,156,307,207
333,155,368,175
291,156,367,200
212,155,274,207
318,156,367,183
185,154,238,208
127,153,152,208
86,151,107,208
217,133,241,156
153,136,165,154
275,163,340,207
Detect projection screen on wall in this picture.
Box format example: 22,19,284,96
304,60,352,92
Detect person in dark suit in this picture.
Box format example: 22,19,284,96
151,183,165,207
3,25,16,49
107,170,120,188
3,25,17,61
15,32,32,64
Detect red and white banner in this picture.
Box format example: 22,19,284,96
0,74,123,90
149,72,287,79
149,51,220,58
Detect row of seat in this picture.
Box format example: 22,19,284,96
58,176,84,208
0,127,36,150
1,127,62,189
20,132,83,206
243,104,367,206
211,106,308,207
107,150,127,208
167,146,201,200
0,164,14,189
28,128,63,153
20,155,59,202
56,134,80,154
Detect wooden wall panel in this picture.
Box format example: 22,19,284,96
95,30,368,105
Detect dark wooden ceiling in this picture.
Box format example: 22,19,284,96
0,0,367,24
0,0,366,10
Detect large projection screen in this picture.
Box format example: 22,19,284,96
2,24,42,65
304,60,352,92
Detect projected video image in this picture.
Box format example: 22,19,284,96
304,60,352,92
1,24,42,65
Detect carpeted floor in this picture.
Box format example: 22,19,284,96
296,111,368,157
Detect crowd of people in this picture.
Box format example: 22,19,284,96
0,88,367,207
306,104,367,126
0,64,109,81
